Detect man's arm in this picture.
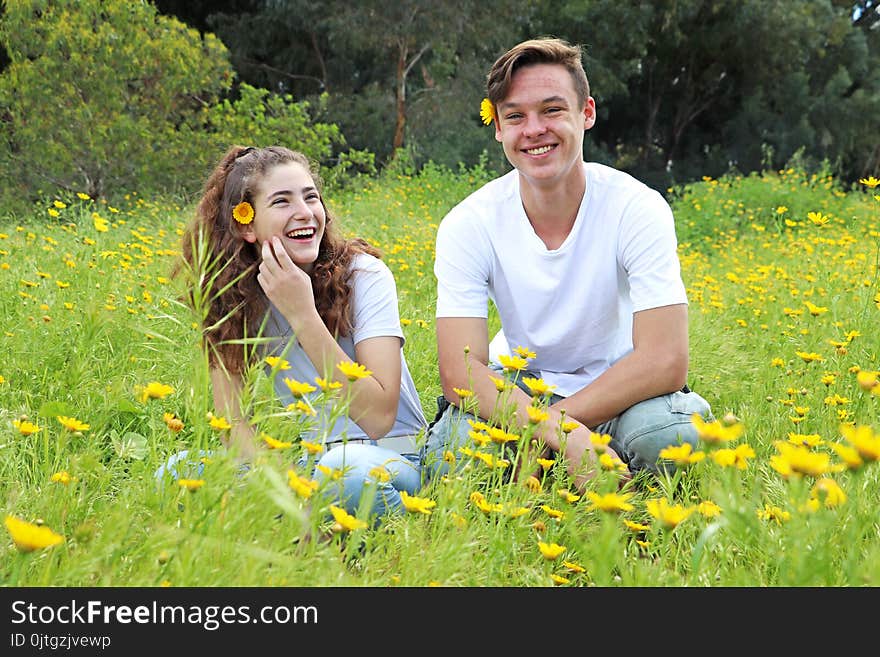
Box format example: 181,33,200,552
552,303,689,428
436,316,610,487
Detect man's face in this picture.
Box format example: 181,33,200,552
494,63,595,190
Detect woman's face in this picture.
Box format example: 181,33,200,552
242,161,327,273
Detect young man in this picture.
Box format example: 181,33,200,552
425,37,713,489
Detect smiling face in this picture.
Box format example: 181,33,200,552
494,63,595,191
241,161,327,273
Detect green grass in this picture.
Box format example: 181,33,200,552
1,164,879,587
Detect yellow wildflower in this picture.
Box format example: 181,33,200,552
479,97,494,125
540,504,565,520
13,419,41,436
329,505,368,532
283,377,317,398
839,424,880,462
523,475,542,493
498,354,529,372
697,500,722,518
585,491,634,513
4,515,65,552
771,441,832,477
232,201,255,224
400,491,437,515
163,413,184,433
287,470,319,499
57,416,90,432
646,498,694,529
315,376,343,392
538,541,566,560
265,356,290,370
138,381,174,402
659,442,705,466
856,370,879,391
263,434,293,450
810,478,846,508
757,504,790,524
526,405,549,424
522,376,556,397
556,488,580,504
536,457,555,471
691,414,744,444
50,471,75,485
337,360,372,381
178,479,205,492
513,345,536,359
623,519,650,532
828,441,863,470
208,414,232,431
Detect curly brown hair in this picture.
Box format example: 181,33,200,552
177,145,380,374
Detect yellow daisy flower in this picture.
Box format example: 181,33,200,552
4,515,65,552
178,479,205,492
232,201,255,224
479,97,494,125
329,505,368,532
337,360,372,381
538,541,566,560
57,416,90,432
400,491,437,515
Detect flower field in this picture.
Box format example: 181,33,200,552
1,165,879,587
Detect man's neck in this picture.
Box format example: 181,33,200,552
519,165,586,250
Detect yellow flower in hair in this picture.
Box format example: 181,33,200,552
232,201,255,225
480,97,494,125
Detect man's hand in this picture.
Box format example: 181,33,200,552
562,426,628,491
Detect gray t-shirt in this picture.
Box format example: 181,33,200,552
262,252,425,454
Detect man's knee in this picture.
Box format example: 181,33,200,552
616,390,712,474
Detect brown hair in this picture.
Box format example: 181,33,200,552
177,145,379,374
486,37,590,110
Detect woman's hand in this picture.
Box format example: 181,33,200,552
256,236,317,330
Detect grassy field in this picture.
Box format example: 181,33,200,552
1,163,879,587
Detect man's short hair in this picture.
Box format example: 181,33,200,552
486,37,590,109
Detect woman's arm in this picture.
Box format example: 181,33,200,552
257,237,402,439
210,366,258,462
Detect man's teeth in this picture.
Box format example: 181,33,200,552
286,228,315,238
526,145,553,155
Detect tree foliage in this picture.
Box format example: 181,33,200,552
0,0,374,209
0,0,232,202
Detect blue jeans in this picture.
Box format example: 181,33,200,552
155,443,421,522
422,371,714,481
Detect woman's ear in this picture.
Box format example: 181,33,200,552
241,225,257,243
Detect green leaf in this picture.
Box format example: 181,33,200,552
112,431,148,460
37,401,77,419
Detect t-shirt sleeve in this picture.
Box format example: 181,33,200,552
349,256,405,346
434,208,491,318
618,189,688,312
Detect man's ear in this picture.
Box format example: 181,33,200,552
583,96,596,131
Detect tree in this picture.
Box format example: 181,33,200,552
0,0,233,203
533,0,880,187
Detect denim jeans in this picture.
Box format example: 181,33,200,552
421,369,714,481
155,443,421,523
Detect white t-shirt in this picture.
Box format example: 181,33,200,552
435,162,687,398
262,252,426,454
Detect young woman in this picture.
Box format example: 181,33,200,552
156,145,427,521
